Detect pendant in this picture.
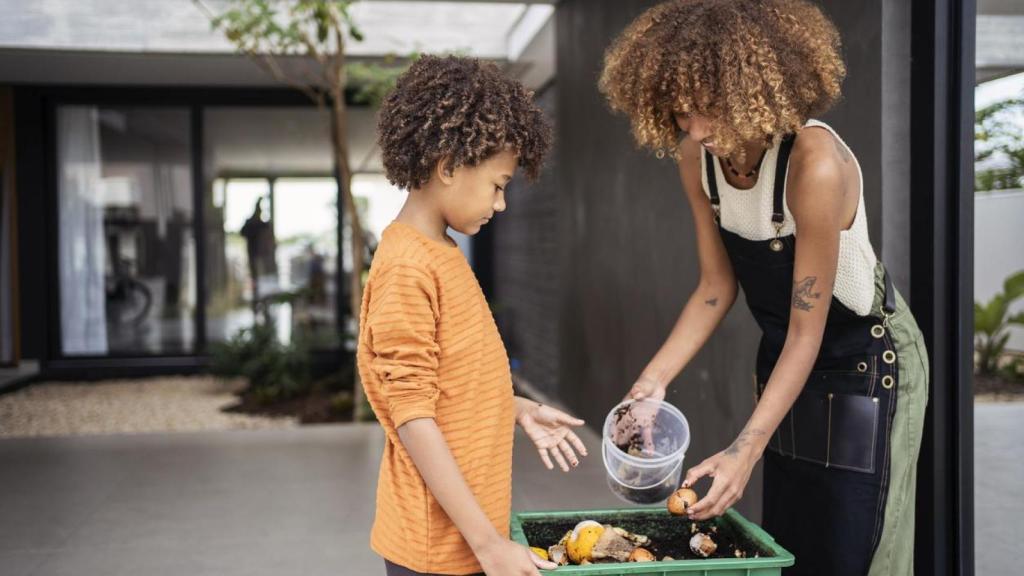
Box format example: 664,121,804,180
769,238,784,252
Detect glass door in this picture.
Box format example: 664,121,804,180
56,106,195,356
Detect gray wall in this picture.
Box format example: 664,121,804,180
974,190,1024,352
492,0,904,522
880,0,913,297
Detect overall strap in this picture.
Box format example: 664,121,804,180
873,267,897,336
704,149,720,222
771,134,797,229
882,268,896,316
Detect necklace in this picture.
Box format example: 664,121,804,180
725,147,768,179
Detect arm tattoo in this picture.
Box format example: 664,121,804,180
705,297,718,307
724,426,767,457
792,276,822,312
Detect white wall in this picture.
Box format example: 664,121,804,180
975,189,1024,352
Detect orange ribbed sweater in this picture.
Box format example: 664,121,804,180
357,221,516,575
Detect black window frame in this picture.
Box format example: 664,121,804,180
909,0,975,573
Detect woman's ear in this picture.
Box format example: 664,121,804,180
435,156,456,185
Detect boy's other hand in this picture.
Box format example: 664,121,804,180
516,401,587,472
476,538,558,575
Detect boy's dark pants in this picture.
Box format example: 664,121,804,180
384,560,482,576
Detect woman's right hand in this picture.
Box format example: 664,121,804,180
623,373,667,403
475,538,557,575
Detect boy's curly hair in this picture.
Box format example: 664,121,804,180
377,55,553,190
599,0,846,160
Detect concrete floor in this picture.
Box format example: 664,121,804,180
1,403,1016,576
0,423,630,576
974,402,1024,576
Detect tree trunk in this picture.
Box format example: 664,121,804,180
329,90,368,421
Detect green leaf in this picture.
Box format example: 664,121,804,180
974,93,1024,192
975,294,1009,334
315,5,330,43
1004,270,1024,303
995,332,1011,355
1008,310,1024,326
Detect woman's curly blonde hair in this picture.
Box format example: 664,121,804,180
599,0,846,160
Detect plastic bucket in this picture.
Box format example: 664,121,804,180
602,399,690,504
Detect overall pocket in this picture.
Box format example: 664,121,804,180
764,370,881,474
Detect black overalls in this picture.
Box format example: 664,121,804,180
703,134,927,576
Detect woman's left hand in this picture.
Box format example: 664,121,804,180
681,431,764,520
517,401,588,472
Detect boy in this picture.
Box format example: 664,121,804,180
359,55,587,576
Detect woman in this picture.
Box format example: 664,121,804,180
599,1,929,575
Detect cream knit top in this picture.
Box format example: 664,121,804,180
700,119,879,316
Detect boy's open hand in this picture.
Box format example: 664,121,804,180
516,400,588,472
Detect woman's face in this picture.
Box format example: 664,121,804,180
674,113,721,155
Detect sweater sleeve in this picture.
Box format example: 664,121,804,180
365,261,441,428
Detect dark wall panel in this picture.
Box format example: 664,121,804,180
815,1,884,248
491,85,563,400
13,88,48,362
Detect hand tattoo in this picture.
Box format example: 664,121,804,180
792,276,821,312
705,297,718,307
724,427,767,458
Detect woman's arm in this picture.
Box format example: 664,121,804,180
684,129,850,520
628,138,738,399
398,419,556,575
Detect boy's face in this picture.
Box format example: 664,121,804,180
440,149,517,236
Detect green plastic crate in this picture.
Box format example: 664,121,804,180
510,508,794,575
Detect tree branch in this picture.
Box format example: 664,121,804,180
294,22,328,66
248,49,325,107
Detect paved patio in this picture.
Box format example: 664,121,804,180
974,401,1024,576
0,422,631,576
1,402,1017,576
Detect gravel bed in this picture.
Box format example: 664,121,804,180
0,376,298,438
